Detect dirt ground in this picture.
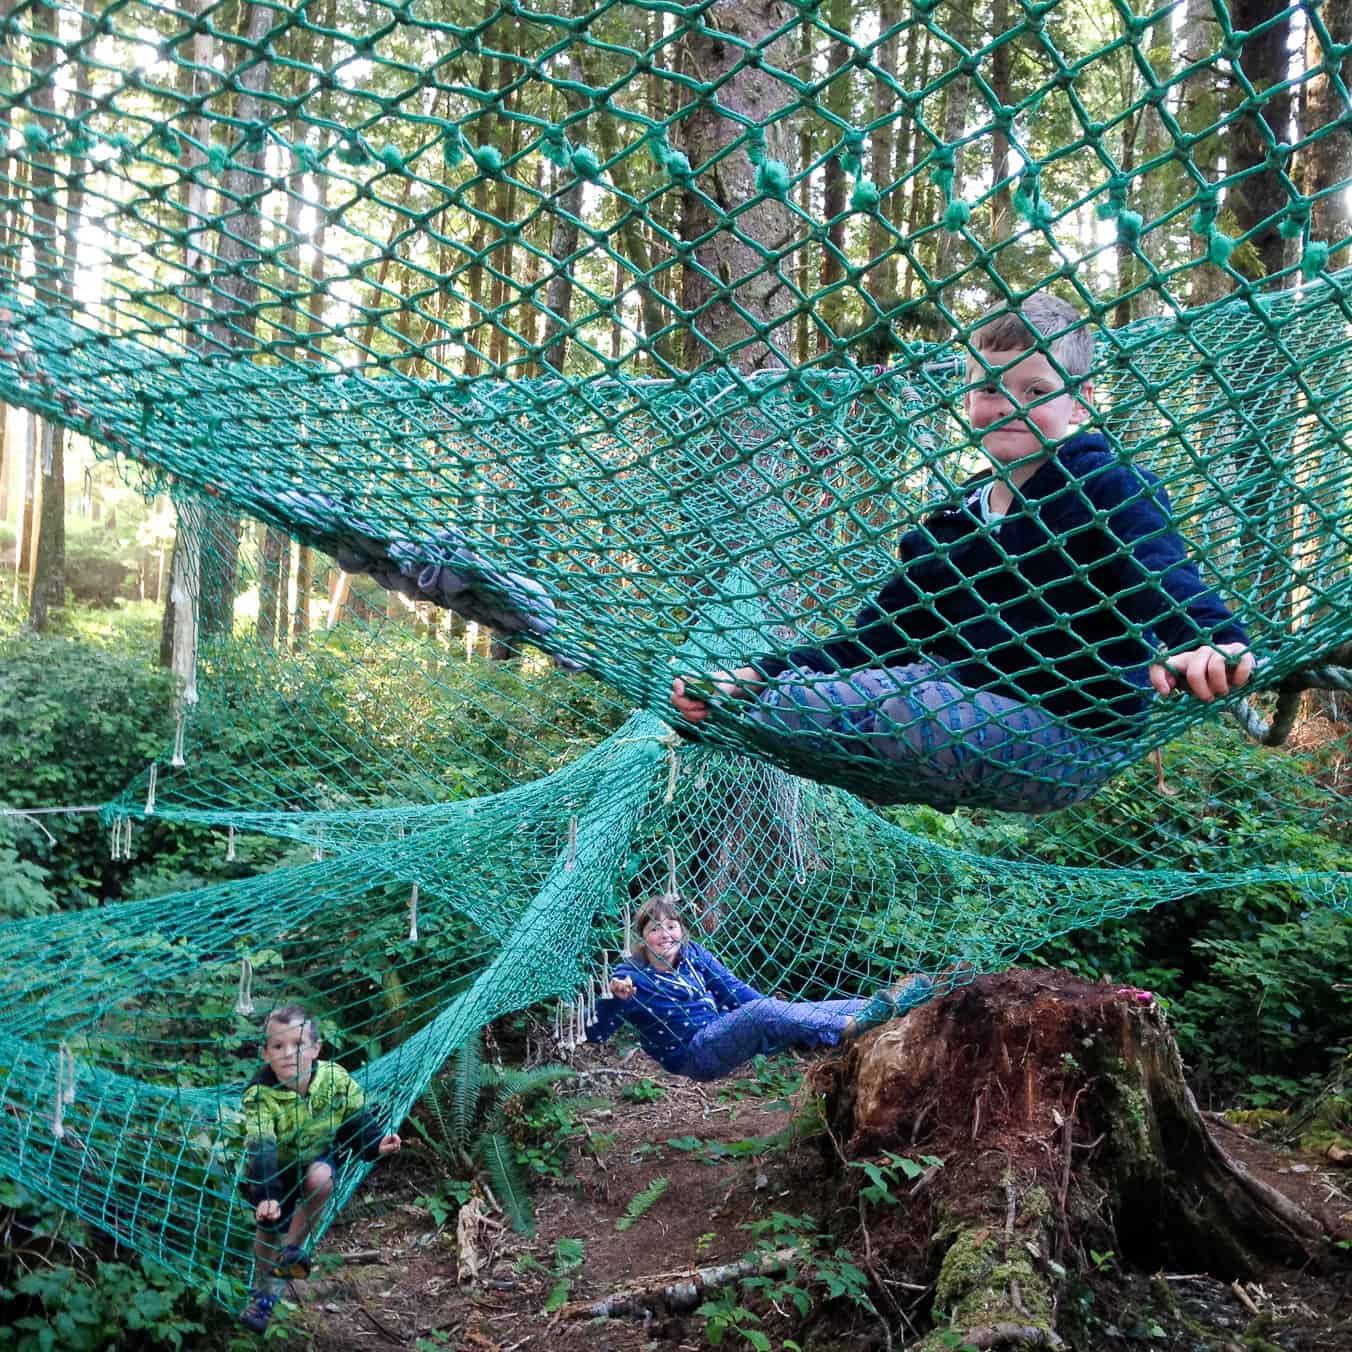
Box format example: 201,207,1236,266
272,1038,1352,1352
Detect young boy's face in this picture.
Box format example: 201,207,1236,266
261,1017,321,1091
963,347,1093,466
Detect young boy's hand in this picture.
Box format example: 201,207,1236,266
256,1198,282,1223
670,668,763,724
609,975,636,1000
377,1133,401,1156
1149,642,1254,701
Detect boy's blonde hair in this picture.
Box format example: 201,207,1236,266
630,893,683,963
262,1002,319,1045
969,294,1094,379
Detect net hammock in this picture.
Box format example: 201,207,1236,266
0,0,1350,1307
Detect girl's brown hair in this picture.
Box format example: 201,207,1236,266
630,894,683,963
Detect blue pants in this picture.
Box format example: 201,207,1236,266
674,998,866,1081
749,661,1131,813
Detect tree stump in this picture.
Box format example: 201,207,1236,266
811,970,1335,1351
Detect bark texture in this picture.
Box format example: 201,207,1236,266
812,970,1336,1350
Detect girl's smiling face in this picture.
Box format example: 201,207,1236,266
641,913,684,968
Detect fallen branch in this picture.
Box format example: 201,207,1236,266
1193,1087,1326,1242
559,1247,801,1320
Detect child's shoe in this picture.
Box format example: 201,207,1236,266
239,1289,277,1333
851,989,898,1035
272,1244,312,1279
889,973,935,1011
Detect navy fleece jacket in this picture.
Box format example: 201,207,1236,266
584,942,764,1072
755,431,1248,735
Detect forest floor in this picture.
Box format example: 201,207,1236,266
273,1039,1352,1352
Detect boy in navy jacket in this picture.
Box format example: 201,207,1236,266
671,294,1253,811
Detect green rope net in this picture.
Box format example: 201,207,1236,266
1,0,1351,1308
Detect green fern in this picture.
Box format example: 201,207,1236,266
450,1034,484,1150
479,1126,534,1235
496,1065,576,1117
615,1176,669,1232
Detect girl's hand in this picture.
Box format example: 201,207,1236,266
256,1198,281,1223
609,976,636,1000
378,1133,401,1156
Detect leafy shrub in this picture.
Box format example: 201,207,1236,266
0,1181,210,1351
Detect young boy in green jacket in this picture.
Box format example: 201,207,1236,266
238,1003,401,1334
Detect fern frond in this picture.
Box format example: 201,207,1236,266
451,1035,484,1150
615,1176,668,1232
495,1065,575,1117
479,1128,534,1235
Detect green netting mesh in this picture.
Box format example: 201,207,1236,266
1,0,1351,1309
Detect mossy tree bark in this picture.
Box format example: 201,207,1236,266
812,970,1335,1351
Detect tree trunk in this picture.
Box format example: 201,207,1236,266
674,0,797,372
987,0,1013,246
1298,1,1352,247
815,0,852,355
198,0,274,641
257,521,285,646
15,410,35,603
28,420,62,630
864,0,901,306
539,56,587,376
1227,0,1295,281
23,0,65,630
813,971,1335,1350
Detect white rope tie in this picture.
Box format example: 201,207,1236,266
786,779,807,884
623,901,632,955
170,711,187,768
313,840,323,862
665,844,678,900
144,764,157,815
553,997,563,1046
52,1042,76,1140
574,991,587,1045
566,815,577,871
664,741,679,804
235,957,255,1017
225,824,236,862
122,816,132,859
559,997,575,1051
408,882,419,942
109,815,120,861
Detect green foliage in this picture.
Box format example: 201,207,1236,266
413,1045,578,1236
0,824,56,921
849,1150,943,1206
540,1236,585,1313
622,1077,665,1103
615,1176,669,1232
0,628,178,908
717,1055,804,1107
696,1212,882,1350
0,1182,208,1351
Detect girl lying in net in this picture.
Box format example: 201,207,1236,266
583,894,930,1081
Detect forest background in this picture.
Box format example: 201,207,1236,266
1,0,1351,1345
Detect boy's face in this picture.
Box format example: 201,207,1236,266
261,1017,321,1090
963,347,1093,466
